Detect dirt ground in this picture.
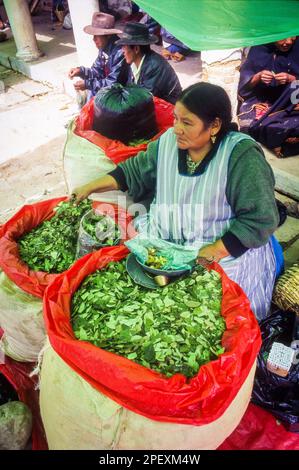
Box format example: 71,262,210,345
0,67,73,223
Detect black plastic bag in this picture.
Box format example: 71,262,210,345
93,83,158,144
252,309,299,432
0,373,18,406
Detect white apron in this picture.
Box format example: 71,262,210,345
137,128,275,321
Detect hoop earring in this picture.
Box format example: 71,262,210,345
211,134,216,144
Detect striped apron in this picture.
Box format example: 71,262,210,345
138,128,275,321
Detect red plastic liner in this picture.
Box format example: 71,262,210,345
74,96,174,164
0,198,134,298
43,246,261,425
219,403,299,450
0,329,48,450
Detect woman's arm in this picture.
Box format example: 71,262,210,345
197,239,230,263
197,140,279,263
238,46,273,98
73,138,159,203
224,140,279,250
249,70,273,87
110,138,159,202
73,175,119,203
85,50,127,95
250,70,296,87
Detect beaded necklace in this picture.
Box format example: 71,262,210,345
186,153,202,175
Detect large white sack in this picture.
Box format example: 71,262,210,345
0,270,44,362
40,344,256,450
63,121,134,211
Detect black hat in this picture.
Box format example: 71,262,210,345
116,22,158,46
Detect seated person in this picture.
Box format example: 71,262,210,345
51,0,66,23
68,12,129,97
73,82,280,321
238,37,299,158
160,28,191,62
99,0,132,20
139,13,161,39
115,22,182,104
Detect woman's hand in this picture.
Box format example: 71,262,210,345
73,79,86,91
196,239,230,264
71,176,119,205
274,72,295,85
68,67,81,79
259,70,274,85
250,70,273,88
71,182,95,204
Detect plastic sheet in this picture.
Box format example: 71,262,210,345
0,329,48,450
0,197,66,298
219,403,299,450
135,1,299,50
251,310,299,433
125,235,197,270
44,246,261,425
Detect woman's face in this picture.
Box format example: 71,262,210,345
93,35,110,50
122,45,140,64
275,37,296,53
174,102,219,151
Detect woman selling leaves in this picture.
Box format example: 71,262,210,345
73,82,279,321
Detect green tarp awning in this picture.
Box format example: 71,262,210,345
135,0,299,50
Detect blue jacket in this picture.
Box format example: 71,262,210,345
79,36,129,96
128,50,182,104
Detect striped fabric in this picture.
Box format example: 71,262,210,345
147,128,275,321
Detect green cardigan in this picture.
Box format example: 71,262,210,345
110,135,279,257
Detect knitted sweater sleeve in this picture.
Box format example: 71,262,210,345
222,140,279,255
109,139,158,202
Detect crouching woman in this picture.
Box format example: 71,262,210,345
73,82,280,321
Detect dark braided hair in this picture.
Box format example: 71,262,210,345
178,82,238,142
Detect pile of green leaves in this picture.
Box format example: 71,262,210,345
82,212,121,246
18,199,92,273
127,138,150,147
72,261,225,378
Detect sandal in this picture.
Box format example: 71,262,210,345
171,52,185,62
284,201,299,219
285,137,299,144
161,48,172,60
